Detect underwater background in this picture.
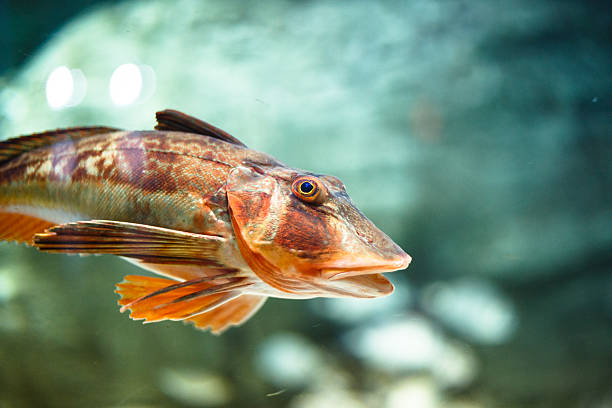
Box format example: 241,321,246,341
0,0,611,407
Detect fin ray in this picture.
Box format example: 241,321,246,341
120,272,237,309
115,275,254,323
33,220,234,271
185,294,267,334
155,109,246,147
0,211,56,245
0,126,118,165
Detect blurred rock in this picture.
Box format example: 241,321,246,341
422,279,518,344
345,316,478,391
385,377,440,408
290,389,368,408
443,402,486,408
158,368,231,406
344,316,442,372
431,341,478,389
255,332,324,389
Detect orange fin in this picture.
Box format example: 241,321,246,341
185,294,266,334
0,211,55,245
115,274,253,323
155,109,246,147
0,126,118,165
33,220,234,271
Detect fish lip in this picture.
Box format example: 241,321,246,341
310,273,395,298
321,251,412,281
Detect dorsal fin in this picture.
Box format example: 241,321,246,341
0,126,119,166
154,109,247,147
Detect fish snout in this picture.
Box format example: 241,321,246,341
316,201,412,280
387,247,412,270
321,240,411,281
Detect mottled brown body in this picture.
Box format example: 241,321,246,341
0,129,277,235
0,110,410,334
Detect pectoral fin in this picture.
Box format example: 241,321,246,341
33,220,233,271
116,274,253,323
185,294,267,334
0,211,55,244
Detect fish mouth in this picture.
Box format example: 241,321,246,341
320,249,411,281
311,272,395,298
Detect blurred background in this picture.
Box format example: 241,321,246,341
0,0,611,407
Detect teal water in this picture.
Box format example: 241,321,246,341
0,1,611,407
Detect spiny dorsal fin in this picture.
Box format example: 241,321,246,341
0,126,119,166
155,109,247,147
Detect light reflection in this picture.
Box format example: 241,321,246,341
109,63,142,105
45,66,87,109
109,63,155,106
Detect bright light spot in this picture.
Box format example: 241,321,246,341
109,63,143,105
139,64,156,102
45,66,87,109
69,69,87,107
46,66,74,109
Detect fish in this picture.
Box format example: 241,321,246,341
0,109,411,334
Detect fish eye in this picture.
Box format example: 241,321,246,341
291,176,325,204
299,181,314,194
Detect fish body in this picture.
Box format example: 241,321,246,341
0,110,410,333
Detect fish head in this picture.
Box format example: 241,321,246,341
226,165,411,298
